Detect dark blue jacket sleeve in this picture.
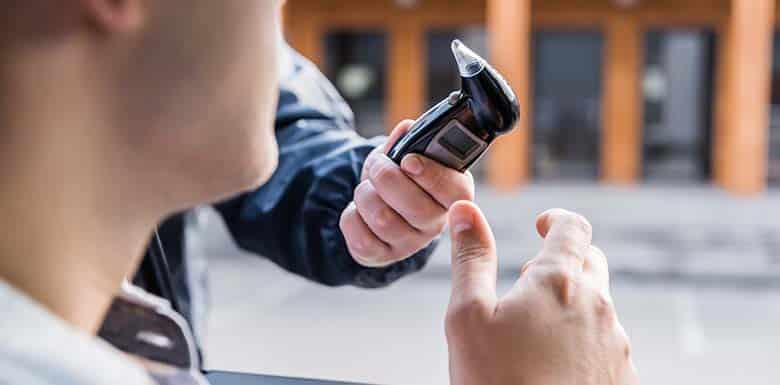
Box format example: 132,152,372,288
213,46,435,288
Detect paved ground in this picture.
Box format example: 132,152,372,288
442,183,780,282
198,184,780,385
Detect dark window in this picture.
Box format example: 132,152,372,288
324,31,387,138
769,31,780,184
426,28,488,105
533,31,603,180
642,30,716,182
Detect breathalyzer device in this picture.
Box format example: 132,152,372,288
388,39,520,172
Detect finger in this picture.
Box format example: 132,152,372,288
362,119,415,182
520,258,536,276
535,208,592,269
584,245,611,298
366,153,447,233
383,119,415,153
400,154,475,209
339,202,393,267
448,201,498,314
584,245,609,288
353,180,427,257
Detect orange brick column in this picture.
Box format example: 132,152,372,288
486,0,531,190
388,22,425,133
601,15,642,184
284,1,322,68
713,21,733,187
716,0,774,194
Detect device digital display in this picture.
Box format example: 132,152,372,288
439,126,479,159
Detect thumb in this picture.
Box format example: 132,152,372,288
448,201,498,313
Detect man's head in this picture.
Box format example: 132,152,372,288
1,0,281,215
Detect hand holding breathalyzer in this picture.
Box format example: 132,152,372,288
340,120,476,267
340,40,519,267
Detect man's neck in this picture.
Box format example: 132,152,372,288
0,52,159,334
0,135,156,333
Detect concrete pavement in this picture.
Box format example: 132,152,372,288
437,183,780,282
196,184,780,385
203,253,780,385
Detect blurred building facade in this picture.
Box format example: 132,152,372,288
284,0,780,195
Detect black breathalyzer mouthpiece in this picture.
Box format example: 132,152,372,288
388,39,520,172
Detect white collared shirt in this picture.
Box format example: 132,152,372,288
0,280,155,385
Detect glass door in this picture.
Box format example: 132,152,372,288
532,31,603,180
642,29,716,182
324,31,387,138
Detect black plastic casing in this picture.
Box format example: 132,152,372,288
387,63,520,172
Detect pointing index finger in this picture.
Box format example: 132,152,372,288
535,208,592,269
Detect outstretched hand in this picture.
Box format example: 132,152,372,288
445,202,638,385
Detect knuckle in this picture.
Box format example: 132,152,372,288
426,162,447,189
545,267,575,289
371,161,401,186
617,324,632,353
521,259,536,275
623,339,632,359
593,292,616,320
374,206,397,231
613,324,633,360
537,266,577,306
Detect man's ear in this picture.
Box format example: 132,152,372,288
81,0,145,33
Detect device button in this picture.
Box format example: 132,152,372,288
447,91,462,105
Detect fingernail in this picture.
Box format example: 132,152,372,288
450,207,473,234
453,222,472,233
402,155,424,176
